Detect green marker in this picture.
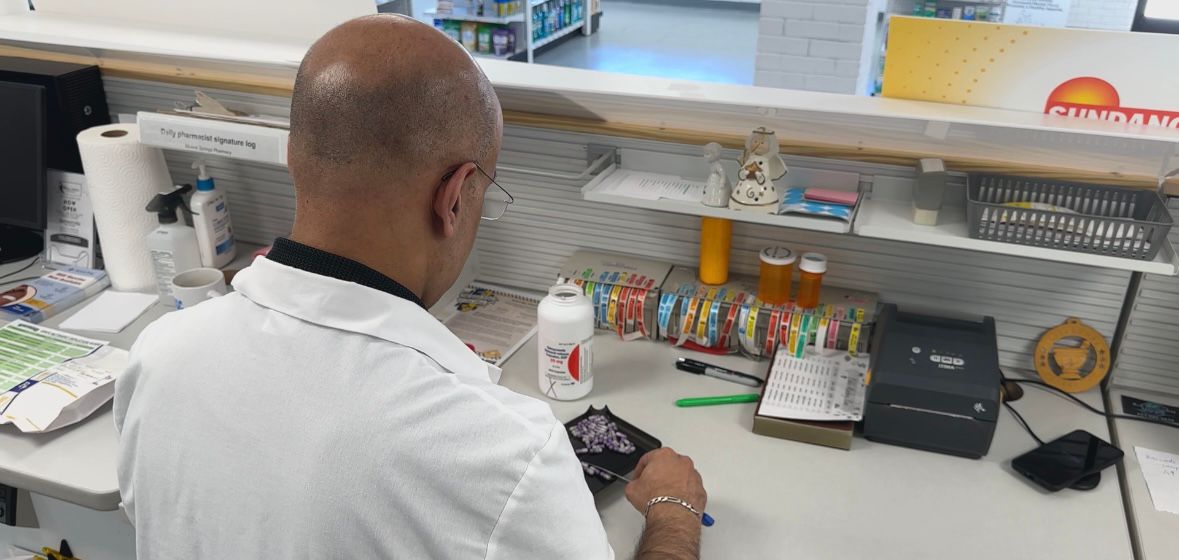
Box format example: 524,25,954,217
675,394,761,407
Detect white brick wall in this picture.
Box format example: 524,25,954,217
755,0,876,94
1067,0,1137,31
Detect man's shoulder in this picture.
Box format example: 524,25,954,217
447,370,562,444
132,293,250,350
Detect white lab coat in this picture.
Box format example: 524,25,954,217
114,256,614,559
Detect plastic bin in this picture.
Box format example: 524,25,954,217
967,174,1173,260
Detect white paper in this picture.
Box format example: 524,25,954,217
0,321,105,393
1003,0,1072,27
60,291,159,334
434,284,540,366
757,348,870,422
0,321,125,433
44,169,98,268
600,170,704,202
1135,447,1179,515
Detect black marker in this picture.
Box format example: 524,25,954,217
675,358,763,387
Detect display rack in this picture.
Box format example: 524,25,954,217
855,197,1179,275
581,161,1178,276
428,0,599,63
581,163,862,234
132,110,1179,276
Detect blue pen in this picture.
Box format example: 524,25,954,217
585,463,715,527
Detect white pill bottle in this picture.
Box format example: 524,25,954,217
537,283,595,400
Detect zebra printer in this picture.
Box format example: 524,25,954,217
863,304,1001,459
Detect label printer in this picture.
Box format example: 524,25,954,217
864,304,1001,459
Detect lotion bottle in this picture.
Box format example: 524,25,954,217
190,160,237,268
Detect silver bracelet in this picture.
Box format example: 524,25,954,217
645,496,702,519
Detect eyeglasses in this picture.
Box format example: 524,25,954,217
441,162,515,222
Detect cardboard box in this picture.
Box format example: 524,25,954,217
751,416,854,450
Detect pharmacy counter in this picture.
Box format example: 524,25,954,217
1109,388,1179,560
0,253,1134,557
0,295,169,511
499,336,1134,560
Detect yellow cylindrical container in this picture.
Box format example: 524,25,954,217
698,217,732,285
797,252,828,309
757,246,795,306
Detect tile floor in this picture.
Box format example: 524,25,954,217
533,0,758,85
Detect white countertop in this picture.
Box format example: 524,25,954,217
0,251,258,511
0,256,1136,556
0,287,169,511
1109,388,1179,560
499,337,1133,560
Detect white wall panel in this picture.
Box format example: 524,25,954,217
102,77,1132,377
1116,199,1179,394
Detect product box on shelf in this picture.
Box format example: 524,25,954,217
657,266,878,358
557,250,674,341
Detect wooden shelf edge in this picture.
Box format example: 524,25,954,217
0,44,1167,190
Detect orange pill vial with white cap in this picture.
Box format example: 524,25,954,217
757,246,795,306
796,252,827,309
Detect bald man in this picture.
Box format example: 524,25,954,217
115,14,706,560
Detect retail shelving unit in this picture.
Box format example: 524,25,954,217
426,0,598,63
134,106,1179,277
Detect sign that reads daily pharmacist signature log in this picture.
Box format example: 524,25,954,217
137,112,288,165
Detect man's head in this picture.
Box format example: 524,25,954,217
287,14,503,307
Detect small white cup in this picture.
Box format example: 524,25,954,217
171,268,228,310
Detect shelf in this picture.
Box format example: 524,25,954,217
582,165,856,234
532,21,585,49
854,197,1179,275
471,50,521,60
425,9,524,24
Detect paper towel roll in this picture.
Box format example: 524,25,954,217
77,124,173,292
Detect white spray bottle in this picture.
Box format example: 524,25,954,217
145,185,203,307
190,160,237,268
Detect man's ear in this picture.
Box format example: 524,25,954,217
433,163,476,238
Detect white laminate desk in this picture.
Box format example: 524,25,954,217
1109,388,1179,560
0,285,170,511
0,256,1135,559
500,337,1134,560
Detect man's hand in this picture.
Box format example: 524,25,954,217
628,448,706,560
626,447,707,513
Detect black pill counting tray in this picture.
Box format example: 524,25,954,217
565,405,662,495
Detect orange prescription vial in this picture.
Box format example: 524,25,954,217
757,246,795,306
699,217,732,285
796,252,828,309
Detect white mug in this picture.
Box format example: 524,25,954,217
171,268,228,310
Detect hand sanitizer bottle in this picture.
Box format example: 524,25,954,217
190,160,236,268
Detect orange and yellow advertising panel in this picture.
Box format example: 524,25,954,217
882,16,1179,129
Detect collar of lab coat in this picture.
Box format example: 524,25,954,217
232,256,501,384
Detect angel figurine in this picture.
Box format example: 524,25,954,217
700,142,731,207
729,127,788,213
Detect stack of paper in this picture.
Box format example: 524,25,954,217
758,349,870,422
0,321,127,433
59,291,158,333
752,348,870,450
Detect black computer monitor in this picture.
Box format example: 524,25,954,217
0,80,47,264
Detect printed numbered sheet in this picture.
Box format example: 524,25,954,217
757,348,870,422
